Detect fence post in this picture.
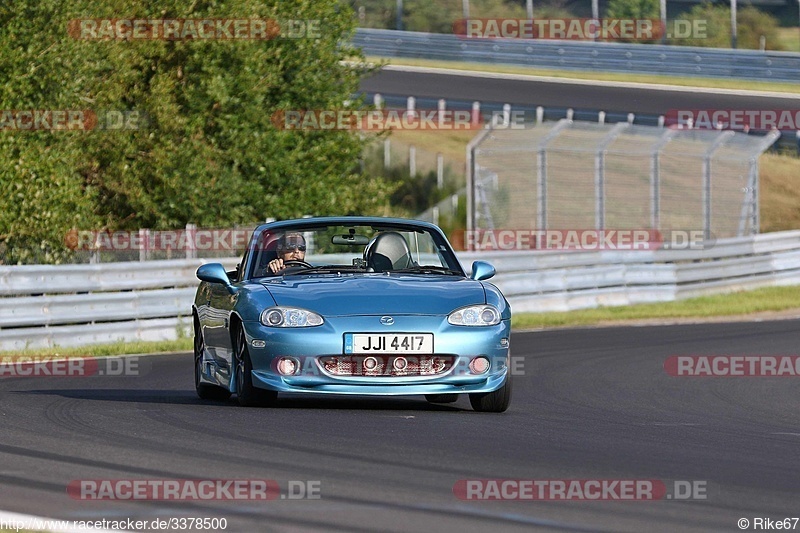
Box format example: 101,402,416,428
139,229,149,262
595,123,629,231
651,130,675,231
703,131,735,240
437,153,444,189
752,158,760,234
384,138,391,169
185,223,196,260
396,0,403,30
536,119,572,230
738,160,757,237
406,96,416,119
409,145,416,177
471,101,481,128
466,125,494,242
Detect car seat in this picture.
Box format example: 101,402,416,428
365,232,414,272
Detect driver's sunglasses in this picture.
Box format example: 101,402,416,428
283,244,306,252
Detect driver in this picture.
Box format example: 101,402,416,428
268,232,306,273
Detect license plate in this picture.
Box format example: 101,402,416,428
344,333,433,354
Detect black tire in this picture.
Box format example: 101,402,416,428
469,375,512,413
234,326,278,407
425,394,459,404
194,319,231,401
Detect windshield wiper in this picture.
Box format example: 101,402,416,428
391,266,463,276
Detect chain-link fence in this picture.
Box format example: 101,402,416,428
467,119,780,241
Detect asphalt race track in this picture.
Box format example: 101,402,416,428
2,320,800,532
359,67,800,115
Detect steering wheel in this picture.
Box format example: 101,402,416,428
283,260,313,269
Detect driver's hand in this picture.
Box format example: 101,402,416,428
268,258,284,273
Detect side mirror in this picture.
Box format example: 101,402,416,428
197,263,238,294
470,261,496,281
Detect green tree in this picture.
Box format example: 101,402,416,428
0,0,394,264
605,0,660,43
670,3,785,50
606,0,659,20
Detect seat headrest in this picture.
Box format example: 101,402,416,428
365,232,413,272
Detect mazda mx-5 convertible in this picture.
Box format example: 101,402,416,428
192,217,511,412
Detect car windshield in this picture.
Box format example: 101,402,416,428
248,222,463,279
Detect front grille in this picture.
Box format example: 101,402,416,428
318,355,455,377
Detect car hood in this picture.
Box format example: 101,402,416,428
260,274,486,316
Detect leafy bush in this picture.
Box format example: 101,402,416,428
605,0,660,43
0,0,395,264
670,3,786,50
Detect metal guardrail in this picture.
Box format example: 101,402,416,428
354,28,800,82
0,258,237,351
0,258,238,296
482,230,800,312
2,232,800,350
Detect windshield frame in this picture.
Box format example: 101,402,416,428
242,217,465,281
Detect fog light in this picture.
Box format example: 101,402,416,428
393,357,407,371
364,356,378,371
469,356,490,374
277,357,298,376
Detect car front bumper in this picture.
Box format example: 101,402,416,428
241,314,511,395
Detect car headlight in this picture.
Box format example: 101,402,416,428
447,305,501,326
260,307,324,327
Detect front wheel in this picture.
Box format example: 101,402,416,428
194,320,231,401
234,327,277,407
469,375,512,413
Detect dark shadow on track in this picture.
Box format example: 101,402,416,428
16,389,466,411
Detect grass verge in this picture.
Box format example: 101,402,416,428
0,338,193,359
776,27,800,53
512,285,800,329
367,56,800,95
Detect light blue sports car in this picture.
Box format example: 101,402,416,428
193,217,511,412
